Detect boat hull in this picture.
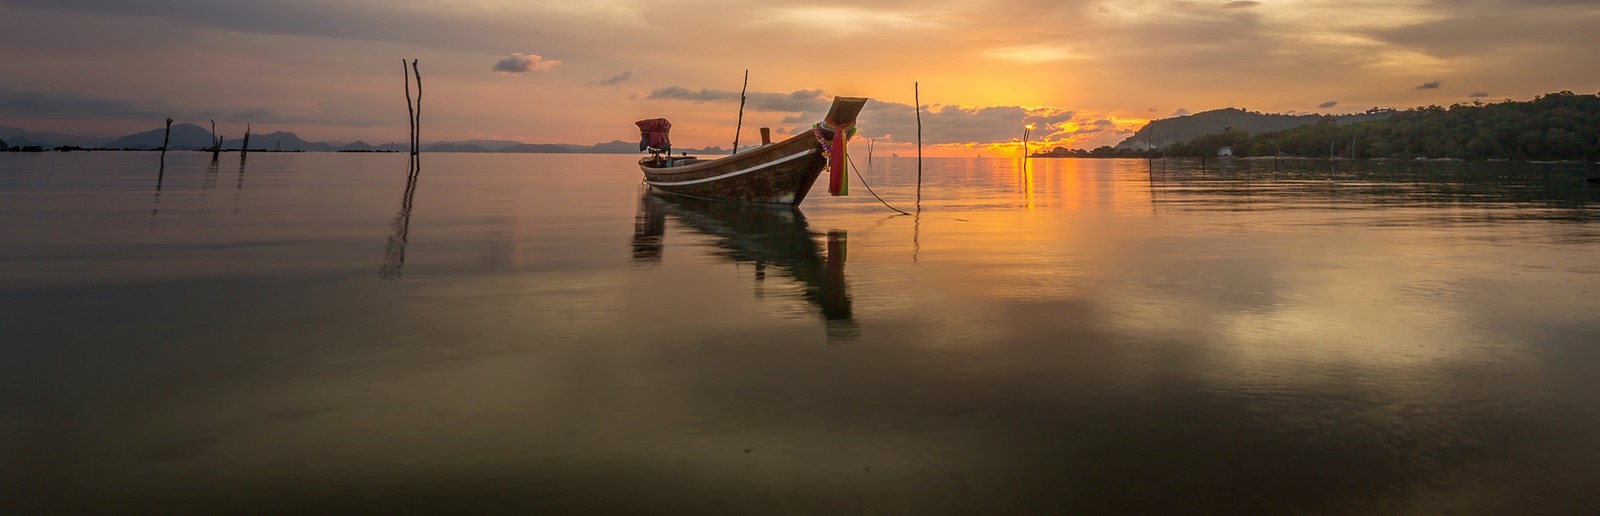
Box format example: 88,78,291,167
639,131,826,206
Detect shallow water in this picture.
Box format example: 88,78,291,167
3,152,1599,513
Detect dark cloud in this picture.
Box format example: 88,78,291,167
725,94,1064,146
858,103,1031,144
1029,110,1078,125
0,83,158,119
647,87,827,112
1318,100,1339,108
1468,91,1490,98
1066,118,1118,136
0,0,519,55
1415,80,1443,90
1222,1,1261,8
597,71,632,85
492,53,559,73
1365,7,1600,59
0,84,383,126
828,102,1099,146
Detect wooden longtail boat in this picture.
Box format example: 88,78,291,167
637,96,868,206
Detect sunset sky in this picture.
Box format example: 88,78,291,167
1,0,1596,155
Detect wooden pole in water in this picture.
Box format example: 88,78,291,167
732,69,748,155
411,59,422,157
241,124,250,163
1147,123,1153,167
160,118,172,159
210,119,219,161
915,82,922,210
403,59,416,157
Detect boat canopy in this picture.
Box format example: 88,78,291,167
636,118,671,153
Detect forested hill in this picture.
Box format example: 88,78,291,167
1115,107,1394,149
1161,91,1600,161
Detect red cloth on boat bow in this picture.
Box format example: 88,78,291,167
636,118,672,153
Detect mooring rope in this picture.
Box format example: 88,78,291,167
846,153,911,216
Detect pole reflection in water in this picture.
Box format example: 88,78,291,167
634,190,856,339
152,154,166,216
233,160,246,214
379,157,422,279
202,158,218,191
631,186,666,262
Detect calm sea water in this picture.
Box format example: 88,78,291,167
3,152,1599,513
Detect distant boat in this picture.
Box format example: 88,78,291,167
636,96,868,206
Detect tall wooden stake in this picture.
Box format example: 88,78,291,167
915,82,923,210
411,59,421,156
209,119,219,161
160,118,173,160
403,60,416,158
732,69,748,155
1147,123,1153,167
241,124,251,163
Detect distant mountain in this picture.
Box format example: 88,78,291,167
328,141,400,152
500,143,571,153
425,142,490,152
431,139,523,151
223,131,336,152
0,125,115,148
1116,108,1395,149
106,123,214,149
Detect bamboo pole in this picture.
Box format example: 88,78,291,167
160,118,172,161
732,69,748,155
210,119,219,161
241,124,251,163
915,82,922,210
411,59,421,156
157,118,171,191
403,59,416,158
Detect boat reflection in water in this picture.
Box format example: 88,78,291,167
632,189,856,340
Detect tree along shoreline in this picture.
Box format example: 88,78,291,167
1037,91,1600,163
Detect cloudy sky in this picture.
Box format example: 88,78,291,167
1,0,1595,154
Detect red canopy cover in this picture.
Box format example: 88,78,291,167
635,118,671,152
